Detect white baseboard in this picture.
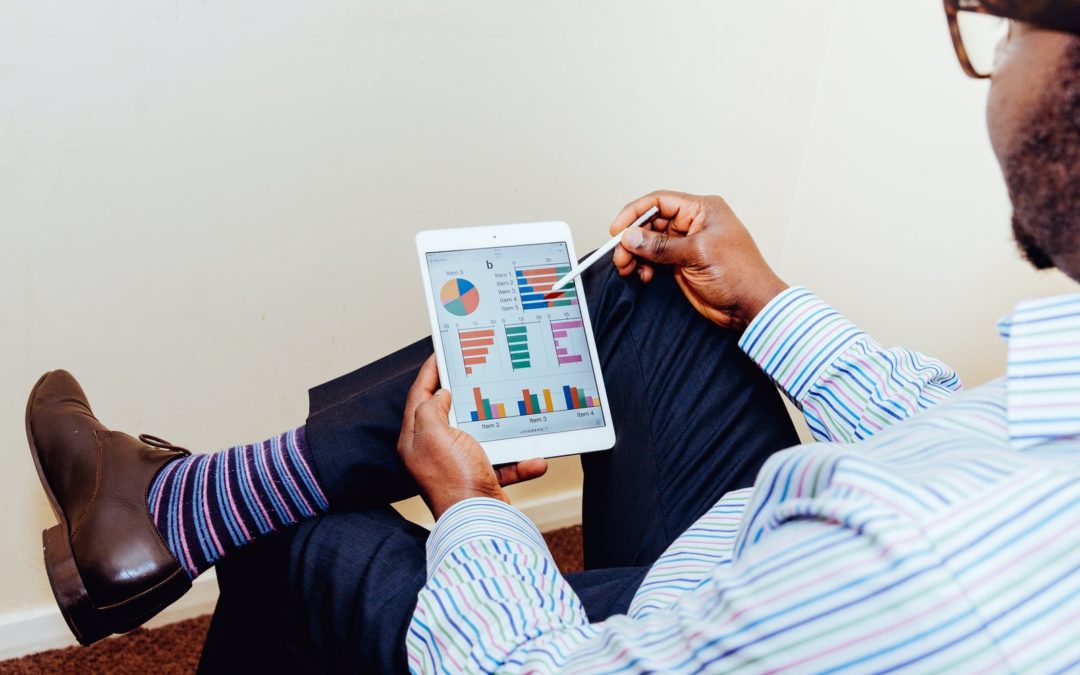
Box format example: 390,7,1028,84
0,570,221,661
517,489,584,532
0,489,582,661
399,488,583,532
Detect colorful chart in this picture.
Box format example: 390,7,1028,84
505,324,531,370
518,385,598,415
551,319,585,365
470,386,509,421
459,327,495,375
426,242,606,442
470,383,600,421
515,265,578,310
440,278,480,317
562,385,599,410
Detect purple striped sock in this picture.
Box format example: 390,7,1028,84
146,426,329,579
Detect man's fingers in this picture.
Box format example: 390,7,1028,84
495,458,549,486
621,227,695,266
416,388,453,425
402,355,440,440
413,390,454,444
608,191,697,236
609,196,658,236
406,356,440,412
613,244,637,274
412,355,440,397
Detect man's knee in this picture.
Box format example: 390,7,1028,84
280,511,429,672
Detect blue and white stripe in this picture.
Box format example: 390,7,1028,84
407,287,1080,673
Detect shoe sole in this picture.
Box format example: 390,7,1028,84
25,372,190,646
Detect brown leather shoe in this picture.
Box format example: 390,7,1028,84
25,370,193,646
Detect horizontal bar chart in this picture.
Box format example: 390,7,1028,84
504,324,531,370
550,319,585,365
515,265,579,310
459,327,495,375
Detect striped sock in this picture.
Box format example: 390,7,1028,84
146,426,329,579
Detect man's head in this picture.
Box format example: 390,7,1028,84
957,2,1080,278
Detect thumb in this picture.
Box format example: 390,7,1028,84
417,389,454,427
622,227,695,266
430,389,453,415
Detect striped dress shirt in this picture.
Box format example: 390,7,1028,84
406,287,1080,673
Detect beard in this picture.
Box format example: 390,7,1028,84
1005,38,1080,271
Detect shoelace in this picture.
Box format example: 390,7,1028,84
138,434,192,457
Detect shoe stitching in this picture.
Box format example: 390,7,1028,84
73,439,185,588
70,430,106,538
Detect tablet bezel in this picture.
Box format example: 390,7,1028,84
415,221,616,466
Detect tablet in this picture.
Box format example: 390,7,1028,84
416,222,615,465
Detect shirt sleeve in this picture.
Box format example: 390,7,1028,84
628,487,753,618
406,498,589,673
407,491,1003,674
738,286,962,443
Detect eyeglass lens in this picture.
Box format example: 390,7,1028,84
956,11,1011,76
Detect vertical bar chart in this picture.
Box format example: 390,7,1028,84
550,319,585,365
515,265,579,310
459,327,495,375
504,324,531,370
467,382,599,420
562,385,599,409
513,385,597,415
518,387,554,415
470,387,509,421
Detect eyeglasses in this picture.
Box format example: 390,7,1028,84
944,0,1013,78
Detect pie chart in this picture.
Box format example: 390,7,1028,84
440,278,480,316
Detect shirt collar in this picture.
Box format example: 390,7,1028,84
1003,292,1080,450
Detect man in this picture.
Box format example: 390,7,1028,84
23,1,1080,672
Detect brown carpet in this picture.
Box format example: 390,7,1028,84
0,525,584,674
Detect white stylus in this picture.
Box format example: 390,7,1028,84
550,206,660,293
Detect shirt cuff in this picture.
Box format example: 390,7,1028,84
425,497,550,578
738,286,866,402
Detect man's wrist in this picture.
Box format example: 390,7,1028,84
739,276,790,326
425,497,547,577
430,484,509,520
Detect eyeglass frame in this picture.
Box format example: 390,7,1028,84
944,0,1010,79
944,0,1080,78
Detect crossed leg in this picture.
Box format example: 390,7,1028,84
198,263,798,673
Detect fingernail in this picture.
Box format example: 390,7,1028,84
623,228,644,248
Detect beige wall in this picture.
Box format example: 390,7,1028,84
1,0,1075,619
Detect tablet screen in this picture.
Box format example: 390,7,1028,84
425,242,607,443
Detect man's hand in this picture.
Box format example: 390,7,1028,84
397,356,549,519
610,191,789,329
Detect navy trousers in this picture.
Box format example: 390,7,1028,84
198,263,798,673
